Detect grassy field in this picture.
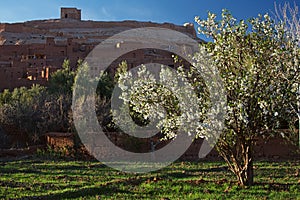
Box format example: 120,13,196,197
0,155,299,199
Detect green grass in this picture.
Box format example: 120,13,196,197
0,156,299,199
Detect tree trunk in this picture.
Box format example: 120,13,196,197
218,139,254,187
245,146,254,186
236,143,254,186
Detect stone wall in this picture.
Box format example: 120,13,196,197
1,131,298,160
46,132,74,150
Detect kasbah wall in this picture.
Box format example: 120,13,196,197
0,7,198,91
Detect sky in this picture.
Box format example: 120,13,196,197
0,0,298,40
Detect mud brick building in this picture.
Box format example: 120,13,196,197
0,7,199,91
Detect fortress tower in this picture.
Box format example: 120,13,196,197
61,7,81,20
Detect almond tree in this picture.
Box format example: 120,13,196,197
114,10,299,186
195,10,299,186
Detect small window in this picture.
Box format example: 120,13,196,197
65,14,68,18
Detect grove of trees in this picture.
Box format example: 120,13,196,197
0,60,78,147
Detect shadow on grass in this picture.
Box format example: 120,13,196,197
16,177,149,200
254,182,296,191
15,186,129,200
163,166,228,179
0,160,110,177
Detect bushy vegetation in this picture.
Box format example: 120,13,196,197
0,85,47,146
0,59,114,147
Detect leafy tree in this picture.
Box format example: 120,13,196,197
73,61,115,132
0,89,12,106
194,10,299,186
115,10,299,187
0,85,47,147
274,1,300,147
48,59,75,95
47,59,78,132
